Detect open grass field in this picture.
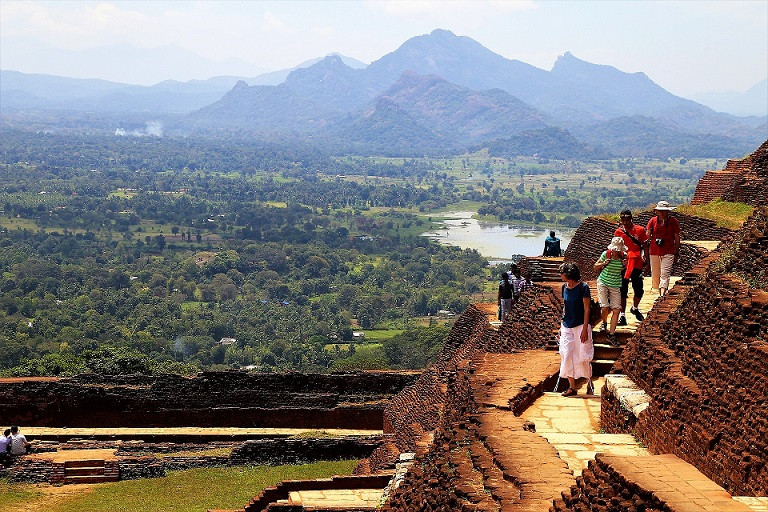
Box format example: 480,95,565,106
677,200,754,230
0,459,358,512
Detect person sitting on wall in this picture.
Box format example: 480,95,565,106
0,429,11,462
614,210,648,325
646,201,681,297
594,237,627,346
9,426,30,456
557,262,594,397
543,231,562,256
498,272,514,320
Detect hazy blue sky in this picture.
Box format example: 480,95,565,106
1,0,766,97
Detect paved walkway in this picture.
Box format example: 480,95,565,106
520,378,648,477
280,489,381,509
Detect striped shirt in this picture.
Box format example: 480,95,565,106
597,251,624,288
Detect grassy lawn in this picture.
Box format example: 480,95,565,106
677,200,753,230
3,460,358,512
362,329,404,341
0,481,47,512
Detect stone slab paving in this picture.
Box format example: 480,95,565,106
735,497,768,512
600,454,753,512
25,448,118,462
281,489,382,508
520,377,649,477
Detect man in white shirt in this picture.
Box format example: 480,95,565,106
9,425,30,455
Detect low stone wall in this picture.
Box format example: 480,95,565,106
118,457,166,480
0,371,416,429
230,436,383,466
7,458,56,484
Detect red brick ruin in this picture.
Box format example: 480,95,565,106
364,142,768,511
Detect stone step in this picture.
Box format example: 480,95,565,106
591,359,615,377
63,475,118,484
65,466,106,477
593,343,623,360
64,459,105,468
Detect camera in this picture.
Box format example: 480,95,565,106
655,238,664,247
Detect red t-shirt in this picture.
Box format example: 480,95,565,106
647,216,680,256
614,224,647,269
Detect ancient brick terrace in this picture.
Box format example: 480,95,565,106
238,144,767,512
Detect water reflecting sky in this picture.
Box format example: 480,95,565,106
422,211,576,260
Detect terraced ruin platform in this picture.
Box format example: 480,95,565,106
21,427,382,442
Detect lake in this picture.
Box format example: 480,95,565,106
422,211,576,260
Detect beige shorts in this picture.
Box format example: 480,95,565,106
596,281,621,310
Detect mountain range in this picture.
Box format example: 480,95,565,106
2,29,766,158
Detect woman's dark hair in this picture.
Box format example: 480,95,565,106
558,262,581,281
501,272,510,282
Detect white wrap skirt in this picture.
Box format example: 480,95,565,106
559,323,594,379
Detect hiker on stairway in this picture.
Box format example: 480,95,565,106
557,262,594,397
646,201,681,298
594,237,627,346
497,272,514,320
615,210,648,325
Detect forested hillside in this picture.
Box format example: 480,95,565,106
0,129,717,376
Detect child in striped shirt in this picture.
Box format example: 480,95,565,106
594,237,627,346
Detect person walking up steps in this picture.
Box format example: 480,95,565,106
647,201,681,297
498,272,514,320
594,237,626,346
615,210,647,325
557,262,594,397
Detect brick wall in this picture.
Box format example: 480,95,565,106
230,437,383,466
615,207,768,495
489,284,562,352
691,141,767,206
0,371,416,429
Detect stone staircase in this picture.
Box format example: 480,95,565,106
63,459,118,484
546,328,629,384
526,256,564,282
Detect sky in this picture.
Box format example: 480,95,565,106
1,0,767,98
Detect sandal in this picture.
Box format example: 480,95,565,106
561,387,577,397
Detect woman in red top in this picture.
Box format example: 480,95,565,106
646,201,681,297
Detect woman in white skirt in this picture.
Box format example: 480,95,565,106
558,262,594,397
